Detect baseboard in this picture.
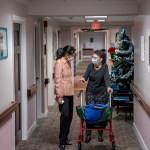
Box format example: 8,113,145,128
27,121,36,138
133,123,148,150
27,110,49,138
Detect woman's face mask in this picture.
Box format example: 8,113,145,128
67,54,74,61
69,57,74,61
92,58,98,64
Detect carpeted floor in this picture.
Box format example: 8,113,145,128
16,91,142,150
16,61,142,150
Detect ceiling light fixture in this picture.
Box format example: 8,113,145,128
86,19,105,22
85,16,107,19
43,17,51,20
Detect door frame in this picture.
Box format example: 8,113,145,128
34,23,44,118
13,15,28,140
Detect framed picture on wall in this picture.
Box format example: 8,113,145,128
141,36,145,62
52,31,57,60
90,37,94,43
0,27,8,60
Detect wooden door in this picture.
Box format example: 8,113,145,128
14,23,22,144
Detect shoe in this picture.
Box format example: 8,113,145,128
65,140,72,145
85,135,91,143
98,131,104,142
98,135,104,142
59,144,65,150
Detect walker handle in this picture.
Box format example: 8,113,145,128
109,93,112,107
77,90,83,106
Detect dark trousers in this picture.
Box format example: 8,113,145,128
59,96,73,145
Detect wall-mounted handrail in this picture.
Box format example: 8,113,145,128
27,84,38,97
0,101,17,123
130,83,150,116
44,78,50,85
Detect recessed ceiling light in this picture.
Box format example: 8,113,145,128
43,17,51,20
85,16,107,19
86,20,106,22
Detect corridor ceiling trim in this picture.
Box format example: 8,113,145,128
16,0,145,27
27,0,138,16
16,0,32,5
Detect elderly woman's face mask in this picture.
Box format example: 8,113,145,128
91,53,99,64
91,53,103,65
92,58,98,64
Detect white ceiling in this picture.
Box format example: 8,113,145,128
51,16,136,27
30,0,144,3
17,0,145,27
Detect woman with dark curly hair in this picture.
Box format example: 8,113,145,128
54,45,76,150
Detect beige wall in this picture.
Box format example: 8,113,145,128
0,0,39,149
79,32,105,51
61,27,71,47
133,14,150,150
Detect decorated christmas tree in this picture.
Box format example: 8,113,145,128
110,28,134,91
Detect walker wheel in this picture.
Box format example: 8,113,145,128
112,141,116,150
78,142,82,150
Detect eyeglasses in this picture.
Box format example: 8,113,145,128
91,56,99,59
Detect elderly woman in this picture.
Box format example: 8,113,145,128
79,49,113,143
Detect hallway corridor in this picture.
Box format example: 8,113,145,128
16,61,142,150
1,1,150,150
15,92,142,150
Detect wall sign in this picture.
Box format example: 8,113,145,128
148,34,150,73
90,37,94,43
52,31,57,60
0,27,8,60
141,36,145,61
